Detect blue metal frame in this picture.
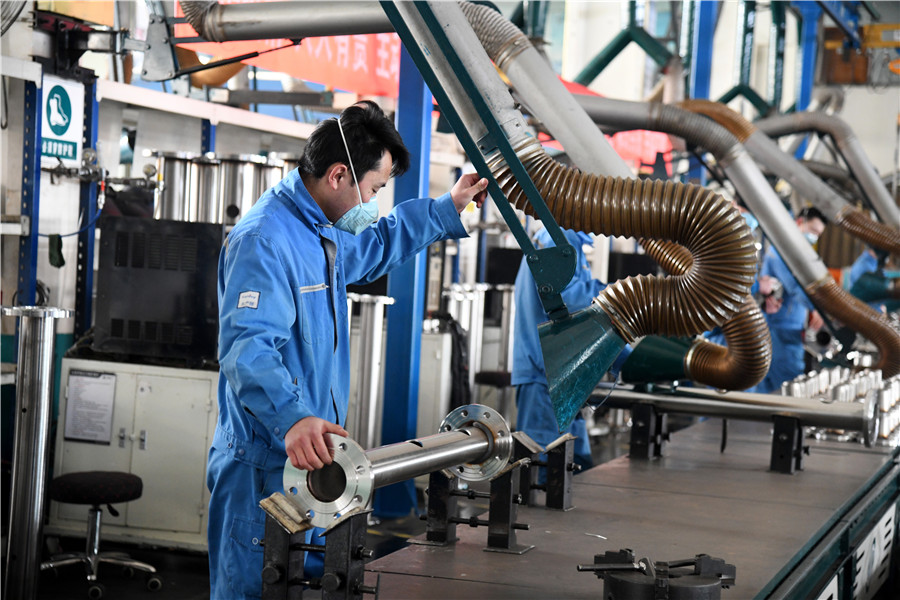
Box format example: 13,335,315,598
17,81,42,306
201,118,216,153
374,45,432,519
816,0,862,48
688,0,717,183
793,1,821,114
792,1,821,158
74,80,99,338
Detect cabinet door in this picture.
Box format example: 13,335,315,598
56,368,137,524
126,374,212,533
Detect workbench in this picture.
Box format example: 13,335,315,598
364,419,900,599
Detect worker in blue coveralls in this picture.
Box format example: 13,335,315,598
208,101,489,599
755,207,827,393
512,227,604,474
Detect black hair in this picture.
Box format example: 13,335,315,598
798,206,828,225
298,101,410,183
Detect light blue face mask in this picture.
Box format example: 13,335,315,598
333,116,378,235
804,232,819,246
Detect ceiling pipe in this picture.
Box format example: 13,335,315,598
179,1,393,42
458,0,768,391
756,111,900,228
574,95,900,377
681,101,900,254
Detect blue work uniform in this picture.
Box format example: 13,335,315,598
208,169,467,599
755,247,815,393
512,228,603,470
847,250,878,290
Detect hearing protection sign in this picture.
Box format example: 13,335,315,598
41,75,83,168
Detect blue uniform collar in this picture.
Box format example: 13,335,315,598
276,168,334,230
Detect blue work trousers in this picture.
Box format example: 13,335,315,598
207,449,325,599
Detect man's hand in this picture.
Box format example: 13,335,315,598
808,310,824,331
450,173,489,213
764,295,783,314
758,275,776,297
284,416,348,471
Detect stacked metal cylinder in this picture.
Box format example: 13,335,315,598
150,151,298,225
781,367,900,446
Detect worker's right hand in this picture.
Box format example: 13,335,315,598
284,417,348,471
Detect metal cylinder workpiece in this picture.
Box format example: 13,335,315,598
1,306,72,600
283,404,512,528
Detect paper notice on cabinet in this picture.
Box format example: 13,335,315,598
64,370,116,444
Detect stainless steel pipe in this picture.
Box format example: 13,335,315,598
2,306,72,600
179,1,393,42
592,385,877,446
347,293,394,450
283,404,512,528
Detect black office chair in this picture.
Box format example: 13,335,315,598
41,471,162,599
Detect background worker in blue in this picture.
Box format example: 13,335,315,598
512,227,604,472
755,207,827,393
209,101,489,599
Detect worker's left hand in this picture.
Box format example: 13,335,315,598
450,173,489,213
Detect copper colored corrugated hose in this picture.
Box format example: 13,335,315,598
836,205,900,255
681,99,900,255
488,137,757,343
640,238,772,389
808,280,900,376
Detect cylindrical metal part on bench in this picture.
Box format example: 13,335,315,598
592,387,877,446
2,306,72,600
284,405,511,528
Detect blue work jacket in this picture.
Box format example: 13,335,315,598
760,246,815,332
215,170,467,470
511,228,602,386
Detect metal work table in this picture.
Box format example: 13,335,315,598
364,419,899,599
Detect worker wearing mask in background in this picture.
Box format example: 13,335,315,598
755,207,828,393
209,101,489,599
512,227,604,474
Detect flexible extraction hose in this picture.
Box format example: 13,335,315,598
487,136,758,344
756,111,899,228
640,239,771,390
679,100,900,376
459,0,767,389
680,100,900,255
574,94,900,376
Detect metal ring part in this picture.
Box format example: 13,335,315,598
439,404,512,481
283,434,374,529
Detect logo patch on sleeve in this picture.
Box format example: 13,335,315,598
237,291,260,309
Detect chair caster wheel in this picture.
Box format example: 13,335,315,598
87,582,106,599
146,574,163,592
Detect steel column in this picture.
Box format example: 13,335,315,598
2,306,72,600
688,0,717,183
375,45,431,519
75,79,98,338
17,81,42,306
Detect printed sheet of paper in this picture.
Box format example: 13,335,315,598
64,370,116,444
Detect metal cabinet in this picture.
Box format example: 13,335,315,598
47,358,218,551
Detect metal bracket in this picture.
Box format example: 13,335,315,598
141,15,178,81
770,414,808,474
629,403,669,460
